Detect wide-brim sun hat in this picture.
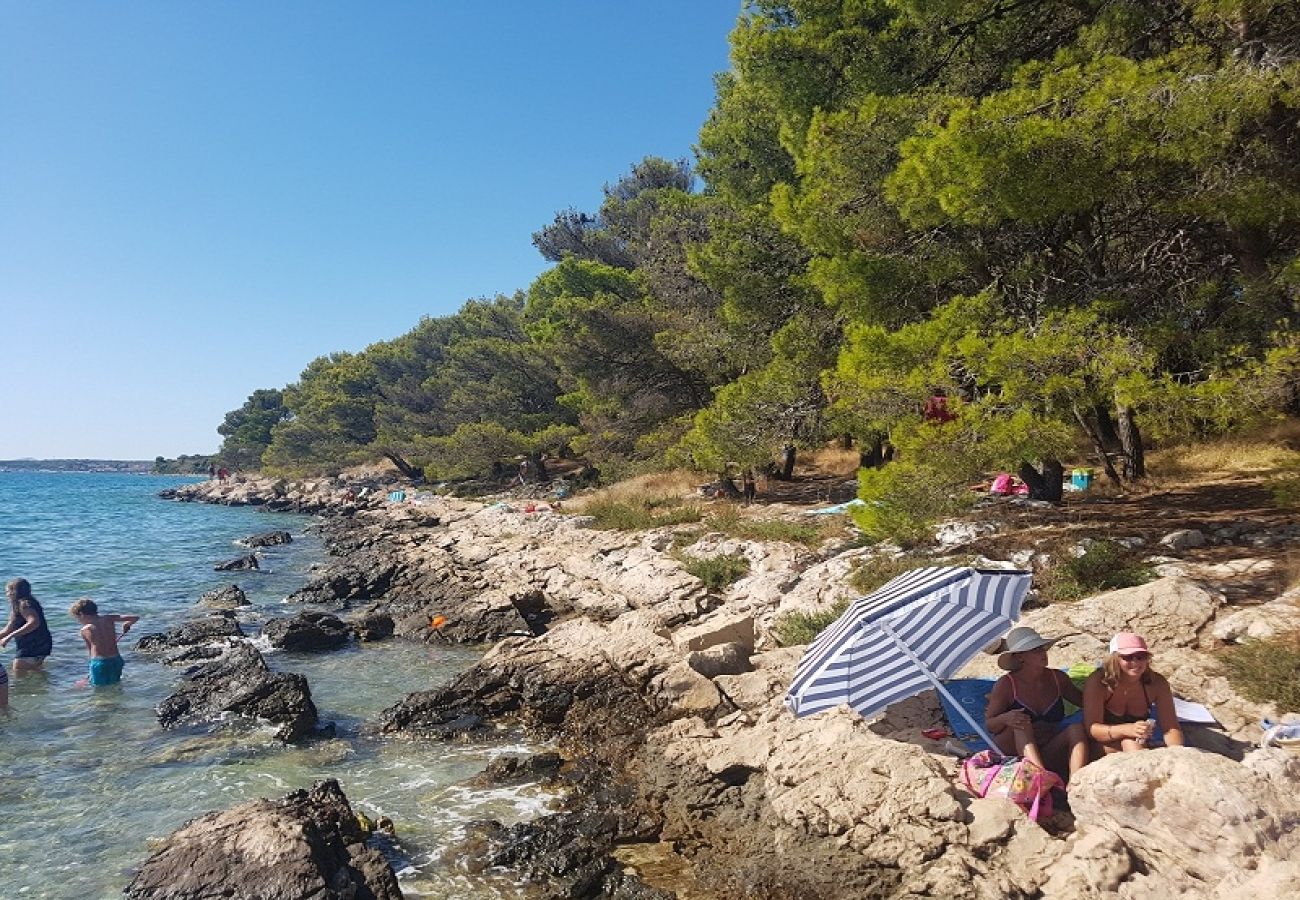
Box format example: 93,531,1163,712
1109,632,1150,657
996,626,1060,670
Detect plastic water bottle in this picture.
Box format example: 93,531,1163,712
941,739,969,758
1141,718,1156,746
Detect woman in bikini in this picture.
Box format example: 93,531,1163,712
985,626,1088,782
1083,632,1183,755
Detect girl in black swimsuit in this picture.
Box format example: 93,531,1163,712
985,626,1088,782
1,578,53,674
1083,632,1184,755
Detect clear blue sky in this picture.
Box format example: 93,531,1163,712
0,2,741,460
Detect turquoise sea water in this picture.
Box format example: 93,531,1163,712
0,472,551,898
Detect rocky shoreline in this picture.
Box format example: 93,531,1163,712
148,475,1300,899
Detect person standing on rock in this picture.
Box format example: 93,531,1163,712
69,597,139,687
985,626,1088,782
1,578,53,675
1083,632,1184,755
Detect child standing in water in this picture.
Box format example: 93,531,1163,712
1,578,53,674
69,598,139,686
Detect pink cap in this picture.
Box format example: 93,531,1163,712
1109,632,1149,656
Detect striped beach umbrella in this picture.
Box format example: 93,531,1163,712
785,566,1031,750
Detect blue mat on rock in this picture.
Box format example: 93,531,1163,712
940,678,997,747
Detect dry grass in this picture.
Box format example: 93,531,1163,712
1277,551,1300,593
802,445,862,475
1217,629,1300,710
1148,422,1300,480
565,469,702,513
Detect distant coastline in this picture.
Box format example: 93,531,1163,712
0,458,154,473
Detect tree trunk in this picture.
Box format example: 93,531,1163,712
1072,404,1123,487
779,443,797,481
1018,459,1064,503
529,453,550,483
859,434,889,469
718,474,743,498
1115,403,1145,480
1091,402,1121,450
382,451,422,482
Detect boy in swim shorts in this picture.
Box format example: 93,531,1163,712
69,598,139,687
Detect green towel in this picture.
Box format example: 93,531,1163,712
1063,662,1098,715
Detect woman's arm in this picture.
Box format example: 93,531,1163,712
1152,675,1184,747
4,601,40,639
984,676,1018,734
1059,669,1085,709
0,606,26,640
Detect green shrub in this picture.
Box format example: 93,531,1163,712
847,555,932,596
1269,463,1300,509
851,462,974,547
773,598,851,647
581,497,702,531
677,552,750,591
1217,632,1300,710
1037,540,1156,603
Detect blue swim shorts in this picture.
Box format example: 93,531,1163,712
88,655,125,686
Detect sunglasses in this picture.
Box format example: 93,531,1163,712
1119,652,1151,662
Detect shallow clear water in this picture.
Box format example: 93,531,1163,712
0,472,551,898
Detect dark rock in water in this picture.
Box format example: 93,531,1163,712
285,554,400,607
197,583,248,610
351,609,395,642
472,751,564,787
157,642,318,741
158,644,229,667
453,763,666,900
215,553,259,572
242,529,293,548
263,612,352,652
135,613,245,655
376,640,654,746
124,778,402,900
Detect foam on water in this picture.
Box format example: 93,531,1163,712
0,472,554,898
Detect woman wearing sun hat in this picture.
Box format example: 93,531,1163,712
1083,632,1184,755
985,626,1088,781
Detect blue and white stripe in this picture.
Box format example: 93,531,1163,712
786,566,1030,719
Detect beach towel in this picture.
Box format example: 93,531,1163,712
939,678,997,747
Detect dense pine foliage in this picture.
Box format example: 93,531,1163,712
218,1,1299,501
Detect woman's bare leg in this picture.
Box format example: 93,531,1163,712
1044,723,1088,780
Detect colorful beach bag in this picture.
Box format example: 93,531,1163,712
959,751,1063,821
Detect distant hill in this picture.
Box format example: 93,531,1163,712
0,459,155,473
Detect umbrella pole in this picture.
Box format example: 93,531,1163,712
876,622,1000,752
